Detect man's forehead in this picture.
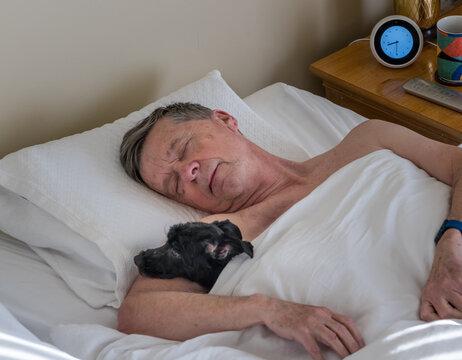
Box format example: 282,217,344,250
143,119,181,153
149,117,199,140
150,116,180,138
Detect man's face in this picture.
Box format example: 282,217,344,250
139,110,255,213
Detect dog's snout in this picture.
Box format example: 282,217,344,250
134,252,145,267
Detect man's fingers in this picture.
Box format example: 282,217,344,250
434,299,462,319
446,300,462,319
420,300,440,321
421,290,462,320
448,292,462,312
318,328,350,358
325,321,360,355
299,334,325,360
422,230,462,320
333,313,365,348
263,300,364,358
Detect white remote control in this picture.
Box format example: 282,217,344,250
403,78,462,113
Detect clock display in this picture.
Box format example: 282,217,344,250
370,15,423,68
380,26,413,59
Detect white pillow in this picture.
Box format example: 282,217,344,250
0,70,307,308
243,83,366,157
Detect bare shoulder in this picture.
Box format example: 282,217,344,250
319,120,385,171
340,119,454,154
338,119,461,185
335,119,385,154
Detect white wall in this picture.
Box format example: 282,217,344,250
0,0,392,157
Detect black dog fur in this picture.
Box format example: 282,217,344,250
134,220,253,289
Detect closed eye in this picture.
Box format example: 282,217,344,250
174,173,179,194
174,139,192,195
180,139,191,160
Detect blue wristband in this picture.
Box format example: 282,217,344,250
434,219,462,245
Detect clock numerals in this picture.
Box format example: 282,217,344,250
380,25,413,59
387,41,399,56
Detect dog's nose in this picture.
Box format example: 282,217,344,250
134,252,144,267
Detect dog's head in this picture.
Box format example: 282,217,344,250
167,219,253,263
134,219,253,288
134,242,186,279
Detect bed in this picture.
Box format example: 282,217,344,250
1,70,461,360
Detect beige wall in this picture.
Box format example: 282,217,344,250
0,0,392,157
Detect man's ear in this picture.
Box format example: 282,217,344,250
211,110,239,133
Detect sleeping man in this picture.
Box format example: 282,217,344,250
118,102,462,360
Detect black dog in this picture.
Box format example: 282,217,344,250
134,219,253,289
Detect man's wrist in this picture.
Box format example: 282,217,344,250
443,228,462,239
436,228,462,249
435,219,462,245
248,293,273,327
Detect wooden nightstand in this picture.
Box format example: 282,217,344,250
310,6,462,145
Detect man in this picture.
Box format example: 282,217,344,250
118,102,462,360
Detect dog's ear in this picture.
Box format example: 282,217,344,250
167,223,191,252
167,222,202,271
240,241,254,258
167,223,186,242
214,219,253,259
214,219,242,240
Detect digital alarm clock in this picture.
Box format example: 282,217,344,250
370,15,423,68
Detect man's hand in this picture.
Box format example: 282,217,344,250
257,295,365,360
420,228,462,321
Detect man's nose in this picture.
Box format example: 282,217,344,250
178,161,199,182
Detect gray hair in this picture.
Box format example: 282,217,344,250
119,102,213,185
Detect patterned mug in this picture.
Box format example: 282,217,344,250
436,15,462,86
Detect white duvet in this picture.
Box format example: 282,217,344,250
51,150,462,360
0,303,77,360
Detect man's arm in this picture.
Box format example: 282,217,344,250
118,276,364,360
343,119,462,320
117,276,260,339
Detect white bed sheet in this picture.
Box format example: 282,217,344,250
0,302,77,360
0,230,117,344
